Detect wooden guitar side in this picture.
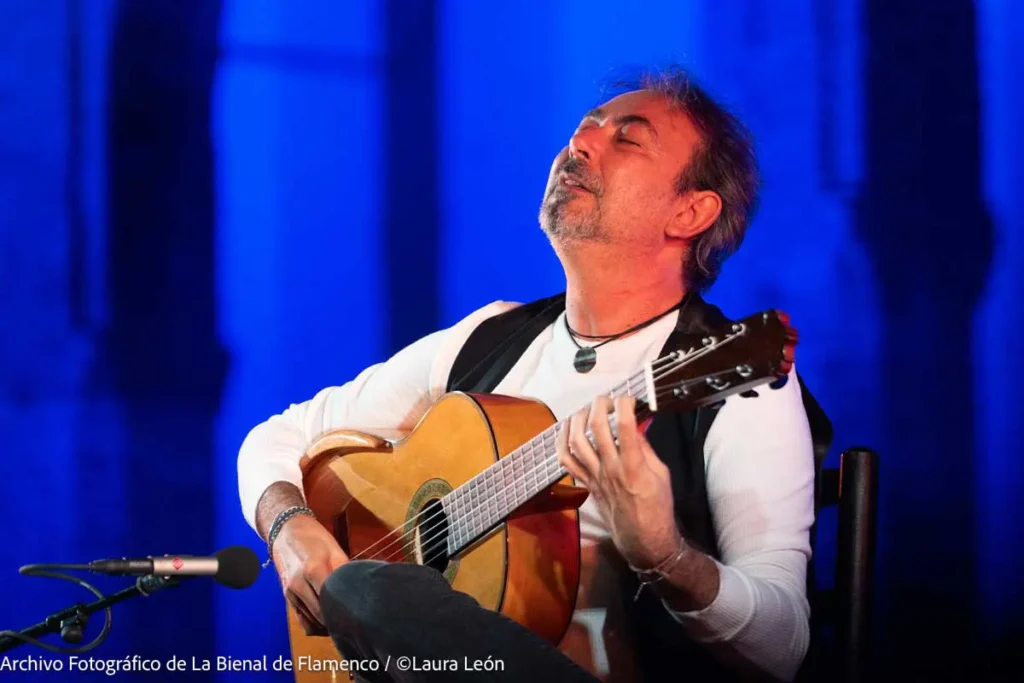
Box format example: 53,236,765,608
285,392,583,682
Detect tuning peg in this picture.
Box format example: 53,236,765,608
739,389,759,398
769,374,789,390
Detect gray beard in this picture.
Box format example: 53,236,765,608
538,191,610,244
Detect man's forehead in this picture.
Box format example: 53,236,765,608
588,90,669,118
584,90,696,142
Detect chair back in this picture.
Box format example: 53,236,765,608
805,447,880,682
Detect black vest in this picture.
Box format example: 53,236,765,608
446,292,833,682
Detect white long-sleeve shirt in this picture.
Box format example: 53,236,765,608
237,300,816,682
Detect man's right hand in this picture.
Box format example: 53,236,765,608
272,514,349,635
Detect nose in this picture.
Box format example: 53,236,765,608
568,127,595,161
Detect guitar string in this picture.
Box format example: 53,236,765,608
341,349,696,566
346,335,745,565
342,353,677,564
367,361,743,568
356,334,747,567
407,364,749,569
347,334,745,566
388,365,749,570
340,342,720,566
345,332,747,565
397,332,758,568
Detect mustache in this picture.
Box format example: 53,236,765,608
556,158,600,195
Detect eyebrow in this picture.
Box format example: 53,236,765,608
582,108,659,140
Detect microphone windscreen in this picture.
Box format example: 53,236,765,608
214,545,261,589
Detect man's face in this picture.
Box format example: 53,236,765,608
539,90,702,249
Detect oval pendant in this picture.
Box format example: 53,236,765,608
573,347,597,373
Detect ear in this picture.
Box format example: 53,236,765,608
666,190,722,241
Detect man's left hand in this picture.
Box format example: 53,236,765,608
556,395,682,570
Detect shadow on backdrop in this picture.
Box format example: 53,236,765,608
856,0,997,678
79,0,226,675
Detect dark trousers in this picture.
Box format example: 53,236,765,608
319,560,600,683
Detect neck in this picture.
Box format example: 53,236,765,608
446,362,656,556
558,243,689,337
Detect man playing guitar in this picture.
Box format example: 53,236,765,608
238,67,821,683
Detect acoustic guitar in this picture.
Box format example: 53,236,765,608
285,310,796,681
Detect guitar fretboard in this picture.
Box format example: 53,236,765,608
443,368,652,557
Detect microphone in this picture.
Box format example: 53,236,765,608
88,545,261,589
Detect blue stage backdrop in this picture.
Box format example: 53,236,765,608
0,1,1021,681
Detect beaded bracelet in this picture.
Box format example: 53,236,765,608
628,535,688,601
263,505,316,568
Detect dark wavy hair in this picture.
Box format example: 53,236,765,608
603,67,760,292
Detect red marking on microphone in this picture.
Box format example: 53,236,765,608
172,557,184,571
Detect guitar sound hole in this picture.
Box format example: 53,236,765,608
415,498,450,572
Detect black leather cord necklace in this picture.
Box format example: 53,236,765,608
564,294,690,373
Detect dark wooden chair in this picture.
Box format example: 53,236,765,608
799,446,880,682
795,378,879,683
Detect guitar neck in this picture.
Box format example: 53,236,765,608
440,313,784,558
443,367,653,557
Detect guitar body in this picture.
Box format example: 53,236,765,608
287,392,583,682
280,307,798,682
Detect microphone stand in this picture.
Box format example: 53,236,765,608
0,575,181,654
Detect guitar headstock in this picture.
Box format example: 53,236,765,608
645,310,797,415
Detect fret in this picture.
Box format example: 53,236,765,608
500,454,511,510
504,454,514,513
507,452,517,514
453,515,463,554
505,454,516,491
495,461,507,522
554,433,564,479
550,427,561,480
461,484,472,546
523,445,532,503
491,466,501,530
526,437,539,497
469,477,478,523
481,469,492,532
521,444,531,503
493,465,502,529
537,433,548,489
447,493,458,555
524,439,533,478
499,456,512,520
532,432,547,493
457,485,469,550
453,489,465,551
448,503,458,557
484,476,493,536
541,429,558,484
505,459,514,517
520,447,529,504
471,480,482,540
488,474,499,530
514,445,524,506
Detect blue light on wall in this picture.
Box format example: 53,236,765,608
0,2,1020,681
212,0,386,674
